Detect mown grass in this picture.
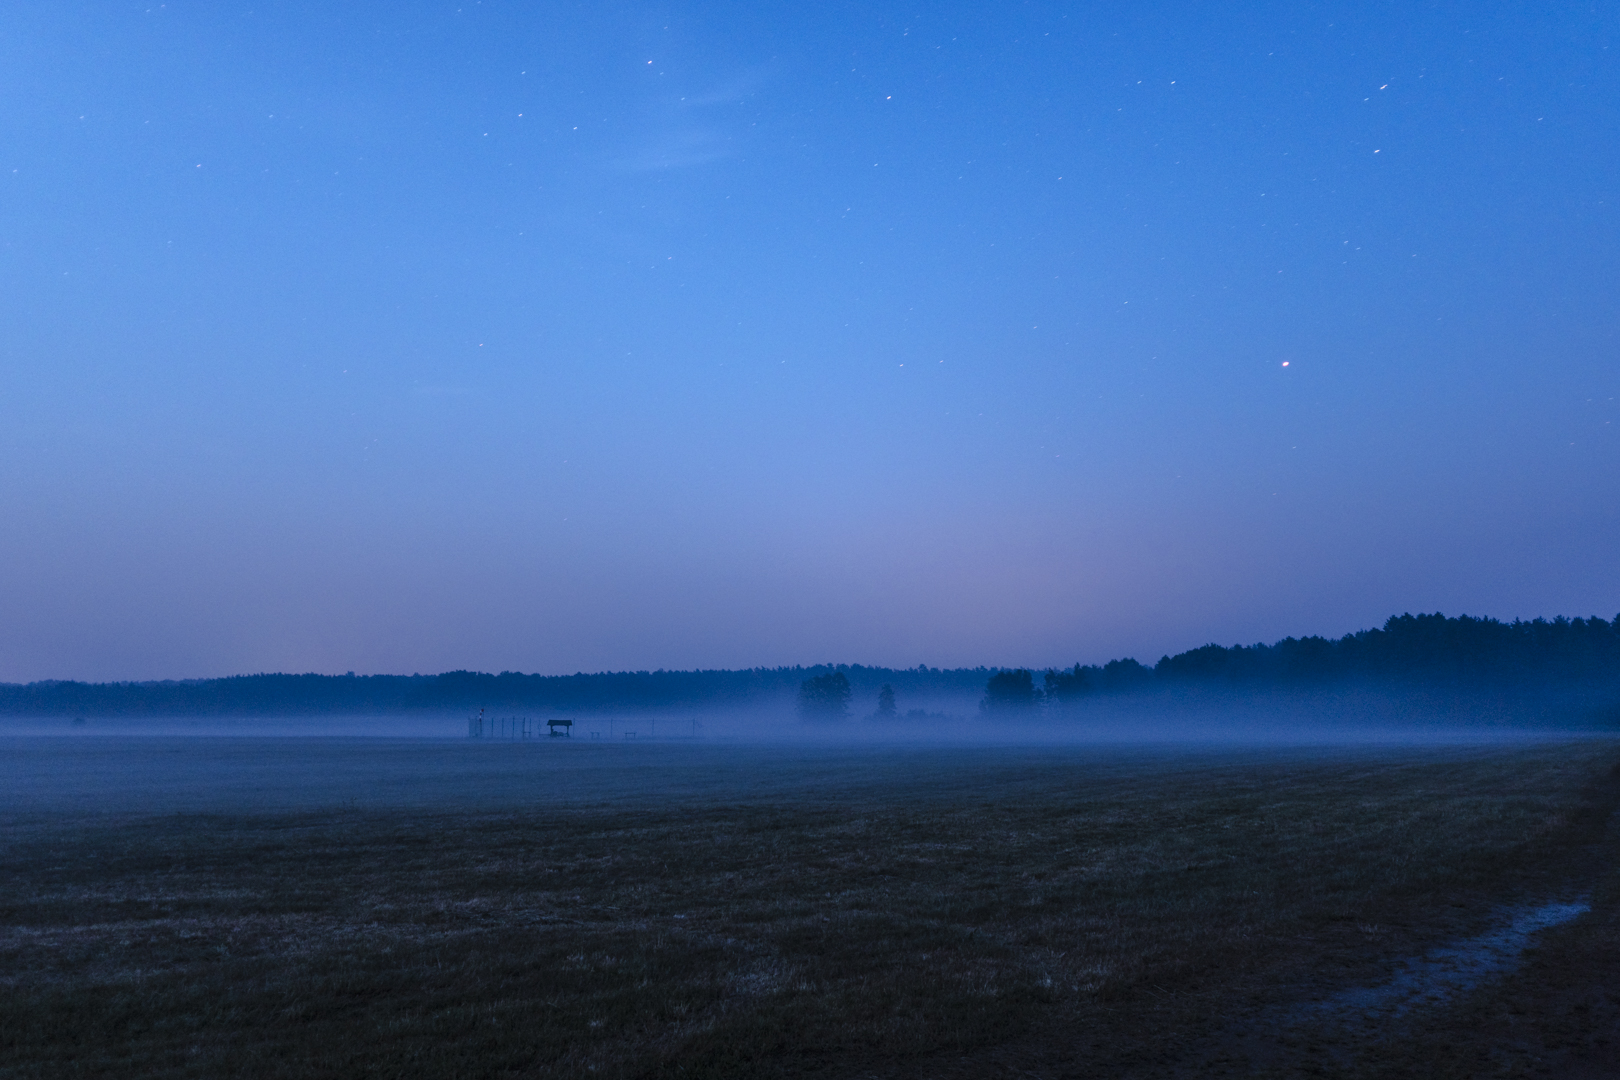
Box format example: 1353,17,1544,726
2,740,1617,1078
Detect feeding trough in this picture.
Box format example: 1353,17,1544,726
546,717,573,738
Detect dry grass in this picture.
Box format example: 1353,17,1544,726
2,739,1617,1078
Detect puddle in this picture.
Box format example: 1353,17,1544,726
1298,898,1590,1023
1193,899,1595,1074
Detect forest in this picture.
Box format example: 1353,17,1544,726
4,612,1617,718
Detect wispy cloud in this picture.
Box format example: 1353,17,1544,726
676,69,769,108
609,67,768,172
614,127,732,172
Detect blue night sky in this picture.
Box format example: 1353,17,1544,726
2,2,1616,682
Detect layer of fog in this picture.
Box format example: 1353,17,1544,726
3,731,1613,819
7,679,1614,744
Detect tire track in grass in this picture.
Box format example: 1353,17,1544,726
1295,898,1591,1023
1183,899,1595,1077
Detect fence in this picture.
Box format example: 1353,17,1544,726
468,714,703,740
467,714,539,739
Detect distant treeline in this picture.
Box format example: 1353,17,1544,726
0,664,989,718
1041,612,1620,704
3,613,1617,718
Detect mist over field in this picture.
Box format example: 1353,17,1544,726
5,687,1614,745
6,612,1616,743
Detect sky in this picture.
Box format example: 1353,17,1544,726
2,1,1617,682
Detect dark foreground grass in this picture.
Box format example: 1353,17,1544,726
2,740,1619,1078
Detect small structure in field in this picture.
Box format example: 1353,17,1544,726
547,717,573,738
468,711,540,739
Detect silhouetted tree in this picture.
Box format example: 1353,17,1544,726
1043,664,1092,705
798,671,852,721
875,683,897,718
1098,657,1154,691
980,669,1040,714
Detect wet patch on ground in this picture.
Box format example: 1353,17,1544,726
1298,898,1591,1024
1170,898,1603,1077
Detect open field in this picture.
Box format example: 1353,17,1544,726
3,736,1619,1077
